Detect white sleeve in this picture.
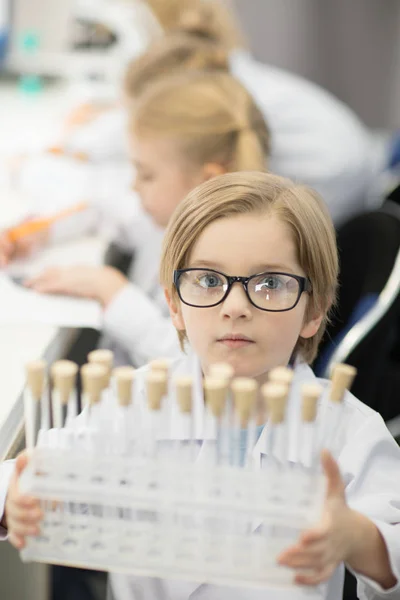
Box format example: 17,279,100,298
102,283,183,366
338,412,400,598
0,460,15,540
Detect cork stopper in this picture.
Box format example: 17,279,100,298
261,382,288,424
81,363,107,405
146,371,167,411
175,376,193,413
25,360,47,401
87,349,113,385
204,377,228,418
51,360,78,405
268,366,294,387
301,383,322,422
149,358,169,395
231,378,257,427
208,362,234,381
113,366,135,407
329,363,357,404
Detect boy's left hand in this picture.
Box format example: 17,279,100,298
278,450,356,586
24,265,128,307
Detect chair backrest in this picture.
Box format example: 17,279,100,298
314,203,400,414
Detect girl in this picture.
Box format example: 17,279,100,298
2,172,400,600
0,70,270,367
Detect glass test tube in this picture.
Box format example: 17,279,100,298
261,382,289,466
146,370,167,459
113,366,136,455
323,363,357,454
203,377,229,466
24,360,47,451
174,376,195,463
231,378,257,468
300,383,322,470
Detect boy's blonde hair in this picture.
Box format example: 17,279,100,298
143,0,244,49
130,70,270,172
160,171,338,364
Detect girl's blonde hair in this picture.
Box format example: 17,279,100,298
160,171,339,364
124,1,242,98
143,0,244,49
130,70,270,172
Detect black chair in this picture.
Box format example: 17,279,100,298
314,201,400,425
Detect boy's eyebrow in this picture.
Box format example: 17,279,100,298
188,260,297,273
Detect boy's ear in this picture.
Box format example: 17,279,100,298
202,162,227,182
300,310,324,339
164,288,185,331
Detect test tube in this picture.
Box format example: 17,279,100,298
231,378,258,468
268,366,294,387
261,382,289,466
87,349,113,388
24,360,47,451
203,377,229,466
174,376,195,462
300,383,322,469
323,363,357,453
208,363,234,381
146,370,167,458
81,363,108,436
51,360,78,430
113,366,135,455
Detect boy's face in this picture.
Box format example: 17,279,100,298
167,214,323,382
130,135,206,228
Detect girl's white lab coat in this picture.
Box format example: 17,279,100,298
2,353,399,600
49,189,179,367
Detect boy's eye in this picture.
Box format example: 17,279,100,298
195,273,224,289
255,274,284,291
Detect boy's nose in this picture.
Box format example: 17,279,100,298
220,282,252,320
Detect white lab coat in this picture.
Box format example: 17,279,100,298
1,353,399,599
50,189,180,367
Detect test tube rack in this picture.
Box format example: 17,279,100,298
19,357,356,589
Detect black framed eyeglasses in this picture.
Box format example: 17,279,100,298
174,268,312,312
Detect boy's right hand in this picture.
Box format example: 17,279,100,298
5,451,43,550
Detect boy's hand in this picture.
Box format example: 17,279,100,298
25,265,128,307
5,452,43,550
278,450,356,586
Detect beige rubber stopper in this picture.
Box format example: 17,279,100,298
301,383,322,422
261,382,288,424
204,377,228,418
268,366,294,386
146,371,167,411
175,376,193,413
149,358,169,395
81,363,107,405
87,349,113,385
208,362,234,381
51,360,78,405
329,363,357,403
25,360,47,401
231,378,257,427
113,366,135,407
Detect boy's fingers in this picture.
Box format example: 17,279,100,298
295,564,335,586
14,451,30,476
7,505,43,524
8,520,40,538
8,532,26,550
321,449,344,498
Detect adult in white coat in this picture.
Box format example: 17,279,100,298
2,172,400,600
65,0,383,226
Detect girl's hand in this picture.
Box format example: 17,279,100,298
278,450,356,586
5,452,43,550
0,226,49,267
24,265,128,307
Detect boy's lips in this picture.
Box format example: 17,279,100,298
217,334,255,349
